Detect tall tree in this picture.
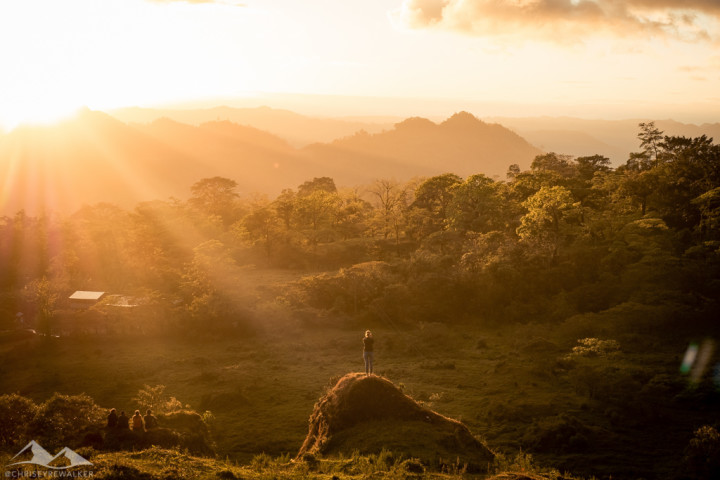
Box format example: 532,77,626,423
294,190,340,248
366,178,409,241
447,174,509,234
297,177,337,197
637,121,664,162
26,276,57,336
517,186,578,258
189,177,241,226
410,173,462,239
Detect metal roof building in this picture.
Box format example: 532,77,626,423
69,291,106,301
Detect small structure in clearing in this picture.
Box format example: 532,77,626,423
68,291,105,309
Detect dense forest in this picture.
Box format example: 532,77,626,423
2,122,719,332
2,122,720,479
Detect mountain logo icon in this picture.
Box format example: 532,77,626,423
6,440,93,469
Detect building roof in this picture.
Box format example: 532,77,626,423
69,291,105,301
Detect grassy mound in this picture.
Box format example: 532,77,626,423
298,373,494,471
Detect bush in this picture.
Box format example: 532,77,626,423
684,425,720,479
133,385,184,414
567,338,621,358
522,414,595,453
0,394,37,448
28,393,104,451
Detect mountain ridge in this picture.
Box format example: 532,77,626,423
0,110,542,215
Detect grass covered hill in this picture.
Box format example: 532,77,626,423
298,372,494,471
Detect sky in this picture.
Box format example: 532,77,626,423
0,0,719,130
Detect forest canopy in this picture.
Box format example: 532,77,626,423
1,123,719,334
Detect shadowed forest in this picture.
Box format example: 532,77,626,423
2,120,720,479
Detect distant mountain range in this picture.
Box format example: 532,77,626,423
302,112,541,182
111,105,720,163
0,109,541,215
111,105,394,147
488,117,720,162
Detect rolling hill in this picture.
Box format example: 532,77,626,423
0,110,312,215
303,112,542,181
488,116,720,163
112,105,394,147
0,109,542,215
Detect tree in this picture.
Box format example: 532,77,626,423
293,190,340,248
366,178,409,242
510,154,576,202
189,177,241,226
334,190,373,240
297,177,337,196
637,121,663,162
531,152,575,177
25,276,57,336
242,200,281,258
517,186,578,257
447,174,509,234
181,240,243,332
410,173,462,239
652,135,720,232
617,158,658,216
575,155,611,182
694,187,720,240
273,189,296,231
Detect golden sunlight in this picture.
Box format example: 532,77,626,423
2,96,85,130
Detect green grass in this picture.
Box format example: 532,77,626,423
0,446,571,480
0,287,709,479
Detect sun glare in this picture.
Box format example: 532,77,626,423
2,97,85,131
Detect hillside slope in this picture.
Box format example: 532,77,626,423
304,112,542,181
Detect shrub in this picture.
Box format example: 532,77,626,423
133,385,183,414
522,414,595,453
0,394,37,448
684,425,720,479
28,393,104,450
567,338,621,358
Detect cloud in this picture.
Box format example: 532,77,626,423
391,0,720,43
677,56,720,73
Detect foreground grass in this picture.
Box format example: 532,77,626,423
0,446,573,480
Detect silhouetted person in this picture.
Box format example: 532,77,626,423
363,330,374,375
117,410,130,429
132,409,145,432
144,409,158,430
106,408,118,428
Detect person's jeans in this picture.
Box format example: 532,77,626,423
363,351,374,374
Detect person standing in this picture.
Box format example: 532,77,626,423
131,410,145,432
106,408,118,428
117,411,130,429
363,330,374,376
144,409,158,430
